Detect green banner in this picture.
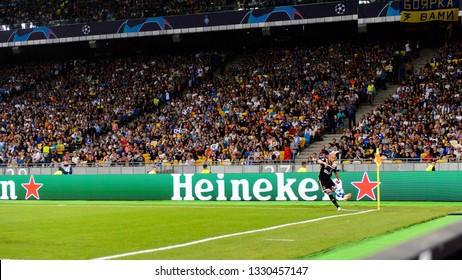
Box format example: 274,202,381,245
0,172,461,201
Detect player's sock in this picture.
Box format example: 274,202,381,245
328,194,340,208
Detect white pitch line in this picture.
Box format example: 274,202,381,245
92,209,376,260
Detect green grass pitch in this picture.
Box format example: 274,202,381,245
1,200,461,260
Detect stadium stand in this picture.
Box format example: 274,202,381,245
0,0,461,172
0,51,228,167
0,37,410,168
0,0,341,30
317,41,462,164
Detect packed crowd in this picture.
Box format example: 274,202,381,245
315,40,462,163
0,0,334,29
0,50,227,167
110,40,405,166
0,38,408,167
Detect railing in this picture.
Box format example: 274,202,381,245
2,158,461,175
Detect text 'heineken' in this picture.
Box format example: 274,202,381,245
171,173,321,201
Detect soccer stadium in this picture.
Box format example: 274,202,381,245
1,0,462,265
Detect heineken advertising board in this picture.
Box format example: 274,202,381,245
0,172,461,201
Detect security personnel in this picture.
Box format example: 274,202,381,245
201,163,211,174
425,160,436,171
42,142,51,165
297,161,308,172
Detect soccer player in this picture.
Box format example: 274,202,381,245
318,152,342,211
334,179,352,201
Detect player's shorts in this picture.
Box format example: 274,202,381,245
319,178,335,192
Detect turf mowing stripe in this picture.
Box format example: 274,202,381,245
304,215,462,260
92,209,376,260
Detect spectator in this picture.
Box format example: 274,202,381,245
59,160,73,175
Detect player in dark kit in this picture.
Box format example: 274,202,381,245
318,152,342,211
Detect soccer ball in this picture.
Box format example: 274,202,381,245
335,4,346,15
82,25,91,35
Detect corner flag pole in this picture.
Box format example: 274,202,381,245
374,148,382,210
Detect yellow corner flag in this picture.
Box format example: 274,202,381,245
374,148,381,210
374,148,382,166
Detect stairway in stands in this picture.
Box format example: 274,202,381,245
297,48,435,162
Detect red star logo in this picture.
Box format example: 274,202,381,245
21,175,43,200
351,172,377,200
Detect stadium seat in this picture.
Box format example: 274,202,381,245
300,137,306,148
143,153,151,162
